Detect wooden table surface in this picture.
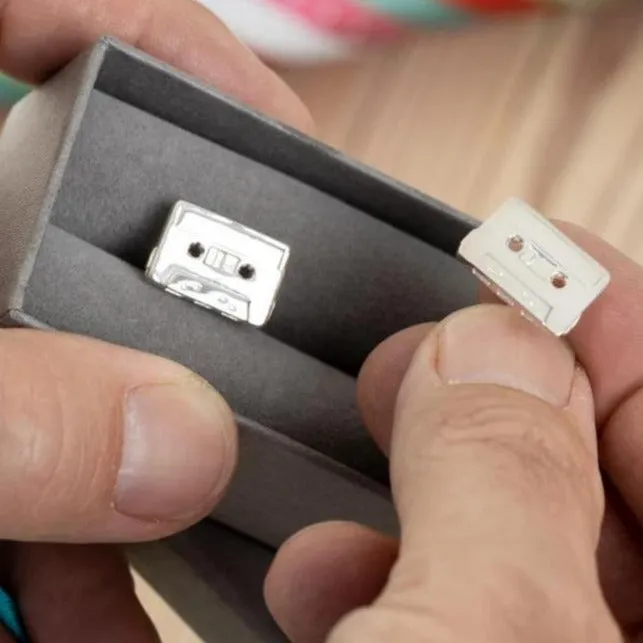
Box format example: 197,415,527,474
283,1,643,257
7,3,643,640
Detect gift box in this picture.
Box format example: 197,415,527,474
0,37,478,640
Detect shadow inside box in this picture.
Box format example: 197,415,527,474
130,520,288,643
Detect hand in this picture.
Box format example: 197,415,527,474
0,1,311,640
266,225,643,643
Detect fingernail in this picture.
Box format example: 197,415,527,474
437,306,575,407
114,381,235,521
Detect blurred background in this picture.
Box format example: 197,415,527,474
278,0,643,264
222,0,643,267
1,0,642,261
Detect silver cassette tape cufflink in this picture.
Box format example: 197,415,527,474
146,198,609,336
146,201,290,327
458,198,610,336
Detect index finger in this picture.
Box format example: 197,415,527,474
0,0,313,131
554,224,643,528
477,222,643,527
557,222,643,423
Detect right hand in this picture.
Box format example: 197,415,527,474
265,226,643,643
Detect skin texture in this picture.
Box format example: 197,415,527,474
0,0,310,640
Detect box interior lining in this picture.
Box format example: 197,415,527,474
18,40,478,488
95,44,477,257
49,89,477,377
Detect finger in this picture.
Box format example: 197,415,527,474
480,223,643,530
357,323,435,453
265,522,397,643
0,0,312,131
359,302,643,632
0,329,236,542
271,320,635,643
550,222,643,424
8,543,159,642
478,222,643,424
331,305,619,643
552,224,643,530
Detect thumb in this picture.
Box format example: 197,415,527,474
330,306,620,643
0,330,236,543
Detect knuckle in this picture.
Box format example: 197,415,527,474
434,387,554,445
426,388,594,501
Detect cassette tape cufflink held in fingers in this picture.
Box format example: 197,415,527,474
146,201,290,327
458,198,610,336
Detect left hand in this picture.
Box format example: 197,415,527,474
0,1,312,641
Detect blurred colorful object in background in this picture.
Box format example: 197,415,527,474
198,0,468,64
199,0,614,63
0,75,29,109
0,0,618,105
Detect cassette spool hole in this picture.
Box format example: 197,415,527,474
188,242,205,258
238,264,256,280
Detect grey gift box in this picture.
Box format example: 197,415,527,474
0,37,478,640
